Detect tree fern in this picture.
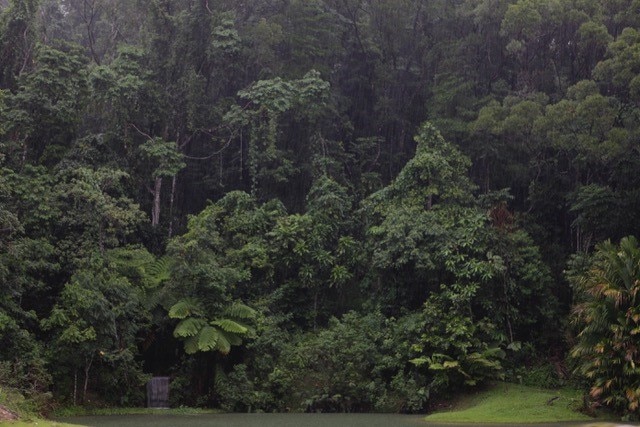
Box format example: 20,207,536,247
211,319,248,334
146,256,171,286
224,302,256,319
169,298,203,319
173,317,207,338
216,331,232,355
170,297,256,356
197,326,220,352
184,335,199,355
221,330,243,347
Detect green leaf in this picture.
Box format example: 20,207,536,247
443,360,460,369
197,326,220,352
183,336,199,355
216,331,232,355
211,319,248,334
169,298,203,319
146,256,171,286
409,357,429,367
224,303,256,320
173,318,207,338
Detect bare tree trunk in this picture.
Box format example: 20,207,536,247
73,369,78,406
83,0,101,65
313,290,318,331
82,354,94,404
168,175,177,238
152,177,162,227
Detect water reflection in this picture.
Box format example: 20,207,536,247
59,413,600,427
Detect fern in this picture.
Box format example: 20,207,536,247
224,303,256,319
211,319,248,334
216,331,232,355
146,256,171,286
184,335,199,355
170,297,256,356
197,326,220,352
224,331,243,347
173,317,207,338
169,298,202,319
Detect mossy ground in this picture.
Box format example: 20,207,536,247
425,382,599,424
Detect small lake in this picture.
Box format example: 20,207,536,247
58,413,590,427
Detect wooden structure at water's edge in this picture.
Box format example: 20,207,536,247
147,377,170,408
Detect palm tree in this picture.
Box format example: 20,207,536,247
571,236,640,414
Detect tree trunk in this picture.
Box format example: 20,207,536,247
82,354,94,404
73,369,78,406
168,175,177,238
152,177,162,227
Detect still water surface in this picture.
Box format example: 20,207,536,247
59,413,590,427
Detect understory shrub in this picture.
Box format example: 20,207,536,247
215,310,428,413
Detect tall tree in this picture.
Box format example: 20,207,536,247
3,43,88,167
0,0,40,89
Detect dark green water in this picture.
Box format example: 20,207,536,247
61,414,422,427
58,413,591,427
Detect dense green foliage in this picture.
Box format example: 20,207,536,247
1,0,639,418
569,237,640,415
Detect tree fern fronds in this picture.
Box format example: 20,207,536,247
216,331,232,355
211,319,248,334
173,317,207,338
197,326,220,352
169,298,203,319
224,302,256,319
146,256,171,286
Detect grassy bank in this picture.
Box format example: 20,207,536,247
0,422,82,427
0,383,602,426
1,405,217,427
0,389,73,426
425,382,595,423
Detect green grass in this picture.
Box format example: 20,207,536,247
425,382,594,423
2,407,219,427
0,421,84,427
